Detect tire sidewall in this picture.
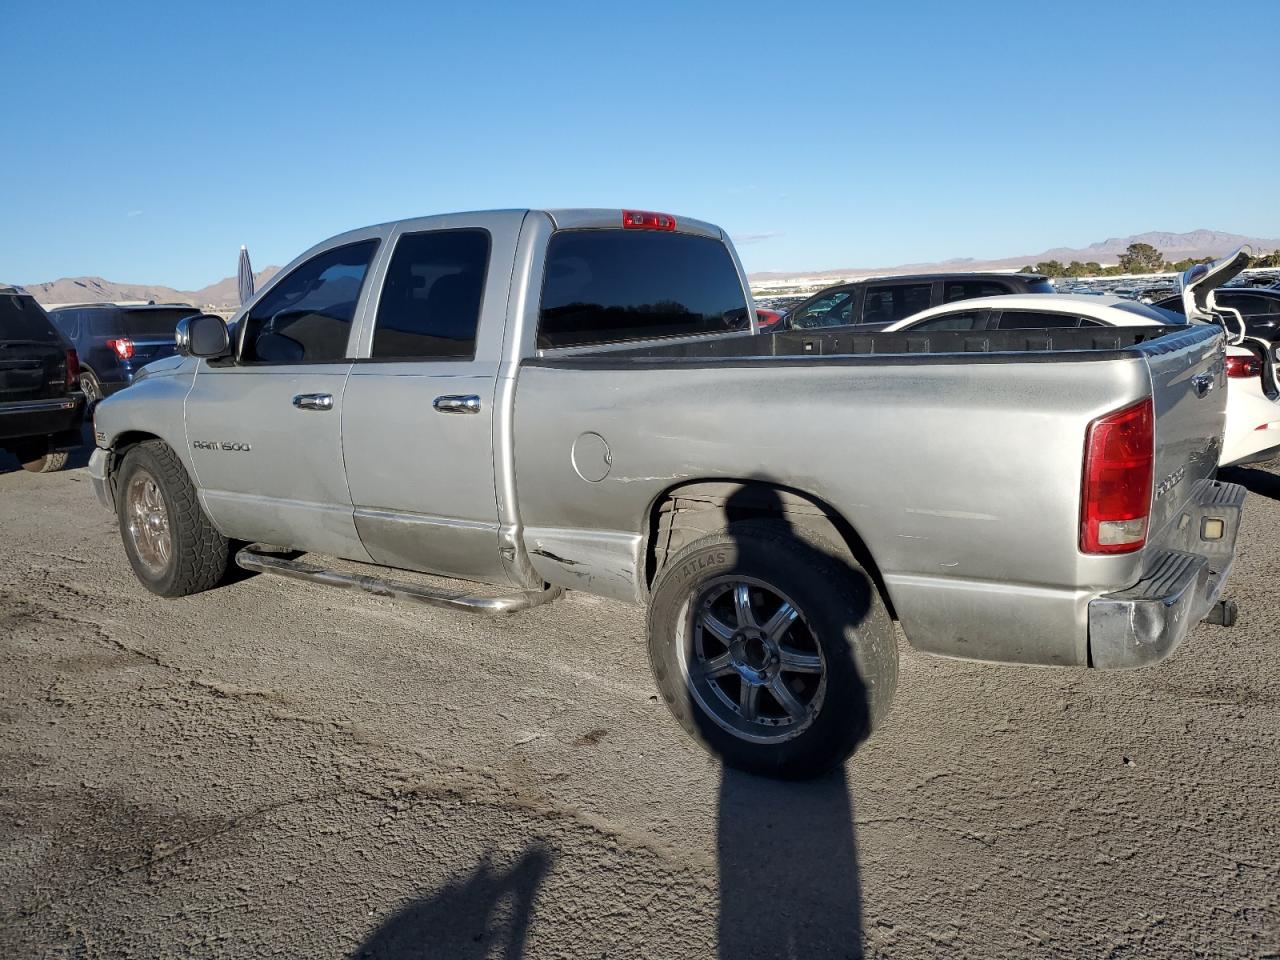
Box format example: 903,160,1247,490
648,527,897,779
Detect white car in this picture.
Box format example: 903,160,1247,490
884,254,1280,468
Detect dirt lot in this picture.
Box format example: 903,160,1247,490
2,448,1278,959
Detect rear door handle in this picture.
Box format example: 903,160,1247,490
433,394,481,415
293,393,334,411
1191,373,1214,398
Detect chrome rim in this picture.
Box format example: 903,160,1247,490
80,373,101,403
124,470,171,576
678,576,826,744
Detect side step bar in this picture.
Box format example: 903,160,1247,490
234,547,563,617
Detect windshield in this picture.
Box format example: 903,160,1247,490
0,293,61,342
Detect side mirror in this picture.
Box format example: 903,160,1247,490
176,314,231,359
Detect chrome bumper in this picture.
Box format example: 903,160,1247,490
1088,479,1246,669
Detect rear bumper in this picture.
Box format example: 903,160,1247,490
1088,479,1246,669
0,395,85,443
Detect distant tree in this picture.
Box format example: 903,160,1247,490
1034,260,1066,277
1117,242,1165,274
1065,260,1090,277
1017,265,1036,273
1253,249,1280,268
1167,256,1213,273
1085,261,1102,274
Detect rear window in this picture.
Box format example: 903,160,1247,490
116,308,197,338
943,280,1011,302
1024,279,1056,294
0,293,61,342
861,284,933,324
538,230,748,349
1113,302,1186,324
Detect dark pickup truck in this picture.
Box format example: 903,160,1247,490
0,286,85,473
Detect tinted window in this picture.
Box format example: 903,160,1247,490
0,294,60,341
1025,279,1056,294
789,290,855,329
908,310,984,332
943,280,1010,302
372,230,489,359
538,231,748,349
1218,293,1278,316
49,309,80,339
861,284,932,324
242,240,378,363
118,308,196,338
996,311,1085,329
1155,296,1186,315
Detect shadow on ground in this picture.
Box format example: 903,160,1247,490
350,844,552,960
1220,461,1280,502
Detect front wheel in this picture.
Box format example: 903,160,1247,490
647,523,898,779
116,440,231,597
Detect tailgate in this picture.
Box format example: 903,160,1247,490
0,341,68,402
1138,325,1227,542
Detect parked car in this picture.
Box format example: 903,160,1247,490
0,285,85,472
785,271,1055,332
89,208,1244,779
1154,286,1280,345
882,284,1279,467
755,308,784,333
47,302,198,405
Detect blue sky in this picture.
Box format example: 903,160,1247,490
4,0,1277,289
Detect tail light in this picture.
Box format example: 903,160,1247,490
65,348,80,389
1225,355,1261,379
107,337,135,360
622,210,677,231
1080,397,1154,555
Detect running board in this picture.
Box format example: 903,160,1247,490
234,547,563,617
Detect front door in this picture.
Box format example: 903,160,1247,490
341,219,510,583
185,237,382,560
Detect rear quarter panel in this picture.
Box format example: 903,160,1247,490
513,353,1159,666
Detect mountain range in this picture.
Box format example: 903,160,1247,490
746,229,1280,285
20,267,281,310
15,229,1279,304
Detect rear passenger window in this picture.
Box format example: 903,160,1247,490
241,240,378,363
861,284,932,324
908,311,984,332
996,311,1084,329
943,280,1010,302
372,230,489,359
538,230,748,349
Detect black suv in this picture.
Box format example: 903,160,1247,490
0,286,85,473
47,302,196,404
784,272,1055,331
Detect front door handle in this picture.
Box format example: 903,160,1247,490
293,393,334,411
433,394,481,415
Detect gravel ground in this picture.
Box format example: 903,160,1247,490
1,449,1278,959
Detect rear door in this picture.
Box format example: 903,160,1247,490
341,213,519,583
859,281,935,328
185,236,382,559
0,293,70,404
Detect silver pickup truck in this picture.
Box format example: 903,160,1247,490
89,208,1246,778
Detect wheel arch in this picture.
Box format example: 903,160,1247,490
642,479,895,618
101,430,165,504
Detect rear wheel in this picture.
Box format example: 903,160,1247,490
13,439,69,473
647,522,897,779
80,370,103,408
116,440,230,596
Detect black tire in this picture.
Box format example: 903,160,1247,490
647,522,897,779
14,439,69,473
80,370,103,409
116,440,230,597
